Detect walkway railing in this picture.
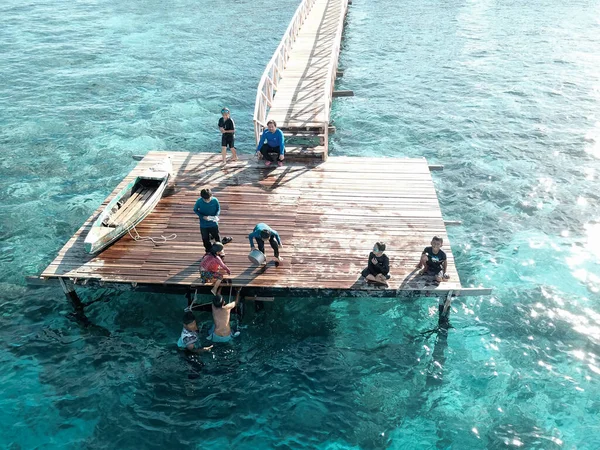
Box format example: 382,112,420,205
320,0,347,160
253,0,317,144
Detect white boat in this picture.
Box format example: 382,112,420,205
84,156,172,254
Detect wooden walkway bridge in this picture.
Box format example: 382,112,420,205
35,152,490,300
253,0,349,162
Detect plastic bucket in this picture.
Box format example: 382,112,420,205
248,249,266,265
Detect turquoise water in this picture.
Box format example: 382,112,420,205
1,0,600,447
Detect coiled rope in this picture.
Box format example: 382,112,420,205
127,225,177,245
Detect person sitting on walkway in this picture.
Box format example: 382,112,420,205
177,311,213,353
208,289,241,343
218,107,238,166
193,188,232,253
256,120,285,167
361,241,390,286
248,222,283,263
199,242,231,295
416,236,450,283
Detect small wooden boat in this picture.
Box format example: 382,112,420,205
84,156,172,254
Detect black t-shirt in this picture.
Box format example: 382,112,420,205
367,252,389,275
423,246,446,272
218,117,235,135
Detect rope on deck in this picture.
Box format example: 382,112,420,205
127,225,177,245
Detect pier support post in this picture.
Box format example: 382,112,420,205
185,290,194,309
59,277,84,312
439,291,453,319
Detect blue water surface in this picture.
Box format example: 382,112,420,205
1,0,600,448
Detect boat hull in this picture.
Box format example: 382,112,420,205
84,157,172,254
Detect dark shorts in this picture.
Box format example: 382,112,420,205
199,270,223,284
425,267,444,278
221,134,235,148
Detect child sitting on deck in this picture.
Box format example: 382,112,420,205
199,242,231,295
361,242,390,287
416,236,450,283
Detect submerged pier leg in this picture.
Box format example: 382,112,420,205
59,277,84,312
438,291,453,328
185,290,193,309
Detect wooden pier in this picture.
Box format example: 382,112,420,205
253,0,349,161
36,152,490,299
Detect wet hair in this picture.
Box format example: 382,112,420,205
260,230,271,239
210,242,224,255
212,294,224,308
431,236,443,245
183,311,196,325
200,188,212,200
267,120,277,127
373,242,386,252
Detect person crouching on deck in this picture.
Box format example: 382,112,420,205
248,223,283,263
199,242,231,295
177,311,213,353
208,290,241,343
256,120,285,167
361,241,390,286
416,236,450,283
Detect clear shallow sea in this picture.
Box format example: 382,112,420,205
1,0,600,448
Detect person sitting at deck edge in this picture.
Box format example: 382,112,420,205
199,242,231,295
256,120,285,167
416,236,450,283
361,241,390,286
248,222,283,263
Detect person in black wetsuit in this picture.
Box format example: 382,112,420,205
218,107,238,166
361,242,390,286
416,236,450,283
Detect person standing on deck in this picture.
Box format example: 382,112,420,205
248,222,283,263
218,107,238,166
256,120,285,167
193,188,232,253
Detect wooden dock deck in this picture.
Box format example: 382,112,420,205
37,152,490,299
253,0,349,161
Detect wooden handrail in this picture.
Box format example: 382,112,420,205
253,0,317,145
321,0,348,160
